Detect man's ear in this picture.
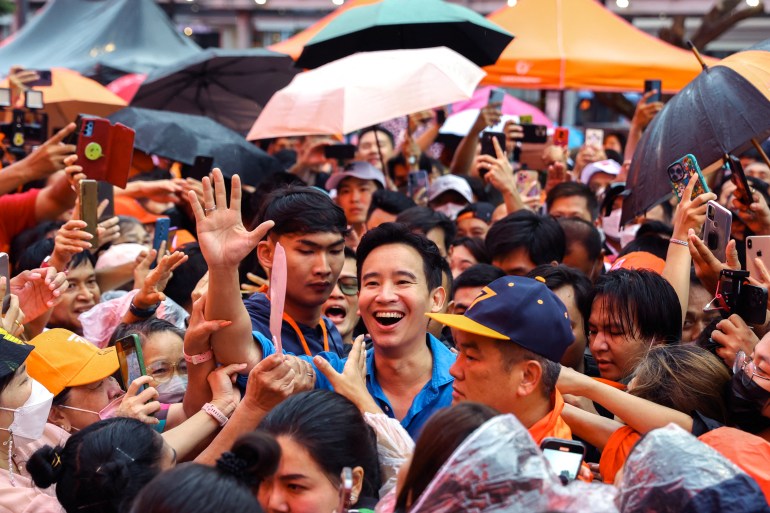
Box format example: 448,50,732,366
430,286,447,313
257,239,275,274
48,406,71,433
517,360,543,398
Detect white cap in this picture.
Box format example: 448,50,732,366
95,243,147,270
326,161,386,191
580,159,621,184
428,175,473,203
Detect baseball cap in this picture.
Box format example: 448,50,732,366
610,251,666,275
95,243,147,270
428,175,473,204
580,159,621,185
456,202,495,225
0,328,34,381
26,329,119,396
325,161,386,191
427,275,574,362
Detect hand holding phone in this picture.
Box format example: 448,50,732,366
667,154,710,203
407,170,429,205
151,218,171,270
702,200,732,263
116,334,148,392
79,180,99,247
725,154,752,206
644,79,662,103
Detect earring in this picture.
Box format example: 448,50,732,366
350,494,358,504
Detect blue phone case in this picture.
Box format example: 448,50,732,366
668,154,710,203
150,218,170,269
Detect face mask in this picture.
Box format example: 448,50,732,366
731,372,770,414
0,379,54,445
434,202,466,220
601,208,640,247
156,375,188,404
59,393,125,424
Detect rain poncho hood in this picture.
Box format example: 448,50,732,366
408,414,618,513
618,423,770,513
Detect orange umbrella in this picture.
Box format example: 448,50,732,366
484,0,719,93
1,67,127,130
268,0,382,61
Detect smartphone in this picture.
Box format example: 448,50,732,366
644,79,662,103
187,155,214,182
702,200,732,263
407,170,429,202
585,128,604,148
79,179,99,247
725,154,753,206
323,144,356,161
488,88,505,105
519,114,533,125
0,253,9,314
480,131,506,158
97,181,114,220
553,127,569,148
747,236,770,279
115,334,148,391
540,437,586,482
27,69,52,88
520,124,548,144
516,170,541,197
667,154,710,203
335,467,353,513
151,218,170,269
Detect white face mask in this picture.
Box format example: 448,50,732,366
0,379,54,445
601,208,640,248
156,375,188,404
434,202,466,220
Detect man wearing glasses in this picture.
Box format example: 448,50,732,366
322,247,361,349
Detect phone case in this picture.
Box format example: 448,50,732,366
117,335,148,391
585,128,604,148
97,181,114,220
726,155,753,206
76,118,135,188
480,131,505,157
151,218,171,269
79,180,99,247
701,200,731,263
746,236,770,280
407,171,429,201
0,253,9,314
668,154,710,203
553,127,569,147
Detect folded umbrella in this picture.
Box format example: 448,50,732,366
108,107,282,186
622,44,770,225
247,46,485,140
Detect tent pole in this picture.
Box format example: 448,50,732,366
558,90,565,126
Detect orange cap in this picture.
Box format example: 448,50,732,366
26,329,119,396
610,251,666,275
114,196,167,225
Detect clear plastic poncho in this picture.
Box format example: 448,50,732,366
408,414,619,513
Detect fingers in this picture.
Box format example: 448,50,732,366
230,174,242,213
212,168,228,209
187,189,205,222
126,375,155,397
249,220,275,246
313,354,339,384
725,239,741,270
491,134,506,160
45,122,77,146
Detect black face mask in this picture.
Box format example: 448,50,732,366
729,372,770,424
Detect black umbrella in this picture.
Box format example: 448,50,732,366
295,0,514,69
108,107,283,186
131,48,299,135
622,44,770,225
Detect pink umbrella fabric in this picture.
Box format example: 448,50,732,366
107,73,146,103
452,86,552,127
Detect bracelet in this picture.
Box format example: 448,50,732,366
669,238,689,247
129,301,159,318
183,349,213,365
202,402,229,427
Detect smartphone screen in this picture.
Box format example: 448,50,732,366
644,79,662,103
79,180,99,246
542,447,584,481
0,253,9,314
116,334,147,391
488,88,505,105
585,128,604,148
407,170,429,202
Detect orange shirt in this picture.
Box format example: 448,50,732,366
528,389,573,444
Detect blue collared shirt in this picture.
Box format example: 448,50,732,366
252,331,456,438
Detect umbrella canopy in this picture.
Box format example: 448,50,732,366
0,67,127,130
131,49,299,135
107,73,146,103
450,86,552,127
247,47,485,140
108,107,283,186
484,0,718,92
295,0,513,69
622,47,770,225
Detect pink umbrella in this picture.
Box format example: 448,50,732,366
107,73,146,103
452,86,552,127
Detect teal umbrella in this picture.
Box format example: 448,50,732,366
295,0,514,69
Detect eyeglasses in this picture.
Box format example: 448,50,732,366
146,359,188,383
337,277,359,296
733,351,770,387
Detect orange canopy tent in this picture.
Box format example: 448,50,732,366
484,0,718,93
269,0,382,60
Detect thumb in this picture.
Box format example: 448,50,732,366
248,220,275,246
726,239,740,270
313,355,339,384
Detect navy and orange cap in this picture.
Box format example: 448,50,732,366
427,275,574,362
0,328,34,380
456,202,495,225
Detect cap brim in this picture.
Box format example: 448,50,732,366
426,313,509,340
67,347,120,388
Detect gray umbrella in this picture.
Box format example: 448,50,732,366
131,48,299,135
108,107,283,186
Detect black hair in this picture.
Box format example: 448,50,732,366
618,238,669,261
599,183,627,217
396,206,456,253
257,185,347,237
450,237,490,265
486,211,565,266
591,269,682,344
27,417,166,513
163,243,208,310
605,149,623,165
129,432,279,513
545,181,600,221
110,318,185,349
386,154,435,184
366,189,416,219
527,264,593,340
439,257,453,300
356,223,444,292
14,237,96,277
358,125,395,148
452,264,506,299
9,220,62,269
258,390,381,500
344,245,356,261
604,131,627,152
557,217,602,261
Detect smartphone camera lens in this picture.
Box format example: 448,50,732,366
707,205,714,220
748,238,753,249
708,232,718,250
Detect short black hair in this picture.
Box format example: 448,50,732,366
452,264,505,299
592,269,682,344
163,243,208,310
356,223,444,292
558,217,603,261
396,206,456,253
546,182,599,221
527,264,593,339
366,189,416,219
486,211,565,265
14,238,95,277
257,185,347,237
451,237,489,264
358,125,395,148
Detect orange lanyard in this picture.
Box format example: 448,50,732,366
282,312,329,356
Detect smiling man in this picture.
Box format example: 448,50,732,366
428,275,576,443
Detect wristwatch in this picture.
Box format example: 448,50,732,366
202,402,229,427
184,349,213,365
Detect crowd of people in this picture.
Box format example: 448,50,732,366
0,68,770,513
